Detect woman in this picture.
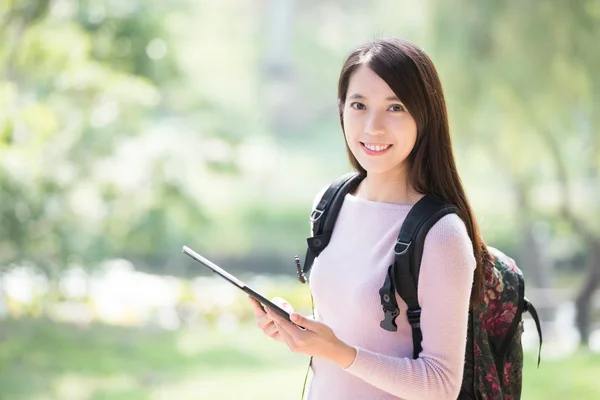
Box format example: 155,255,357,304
249,37,488,400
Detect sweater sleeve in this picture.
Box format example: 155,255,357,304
343,214,476,400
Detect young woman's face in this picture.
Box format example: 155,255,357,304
342,65,418,178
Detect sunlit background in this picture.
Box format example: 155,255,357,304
1,1,599,399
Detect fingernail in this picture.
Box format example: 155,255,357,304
291,313,298,321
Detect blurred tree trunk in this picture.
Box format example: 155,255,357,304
514,178,554,322
3,0,51,79
261,0,296,134
576,243,600,346
542,128,600,346
262,0,295,79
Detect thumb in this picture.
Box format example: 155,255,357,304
290,312,319,331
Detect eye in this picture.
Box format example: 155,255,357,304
350,102,366,110
388,104,405,112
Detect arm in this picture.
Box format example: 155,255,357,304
343,214,476,400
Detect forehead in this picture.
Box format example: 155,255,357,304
347,65,396,98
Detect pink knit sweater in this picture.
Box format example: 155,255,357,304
307,192,476,400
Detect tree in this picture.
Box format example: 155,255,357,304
0,0,215,275
429,0,600,345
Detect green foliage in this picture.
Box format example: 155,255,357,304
432,0,600,225
1,1,599,277
0,0,237,272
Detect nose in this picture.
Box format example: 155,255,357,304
364,112,385,136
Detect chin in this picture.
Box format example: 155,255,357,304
356,161,395,175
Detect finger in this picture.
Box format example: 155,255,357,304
248,296,267,317
264,322,279,337
255,318,282,343
256,314,273,330
273,320,295,346
271,297,294,313
266,308,301,338
268,308,311,333
290,312,319,333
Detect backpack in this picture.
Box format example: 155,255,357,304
300,172,543,400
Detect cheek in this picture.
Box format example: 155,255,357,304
407,120,418,145
391,116,418,143
342,113,362,141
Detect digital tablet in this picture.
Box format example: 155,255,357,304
182,245,293,323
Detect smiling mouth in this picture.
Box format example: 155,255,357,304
360,142,393,154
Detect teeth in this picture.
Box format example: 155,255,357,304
364,143,390,152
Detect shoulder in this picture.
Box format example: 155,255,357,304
416,213,476,297
426,213,471,243
422,213,476,271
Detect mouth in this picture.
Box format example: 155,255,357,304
360,142,393,155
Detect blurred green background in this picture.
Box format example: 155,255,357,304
1,0,599,399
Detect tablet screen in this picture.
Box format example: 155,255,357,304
183,246,246,288
182,245,293,322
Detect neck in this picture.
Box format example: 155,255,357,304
355,168,423,205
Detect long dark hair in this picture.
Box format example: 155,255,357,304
337,38,488,305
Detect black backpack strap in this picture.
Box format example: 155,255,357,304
302,172,364,277
379,195,457,360
524,298,543,367
299,172,363,400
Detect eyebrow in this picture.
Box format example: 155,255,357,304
347,93,402,102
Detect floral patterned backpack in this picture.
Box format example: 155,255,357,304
462,246,542,399
302,173,543,399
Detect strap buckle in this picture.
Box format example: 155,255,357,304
394,240,411,255
380,307,399,332
295,256,306,284
406,308,421,328
310,209,324,222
